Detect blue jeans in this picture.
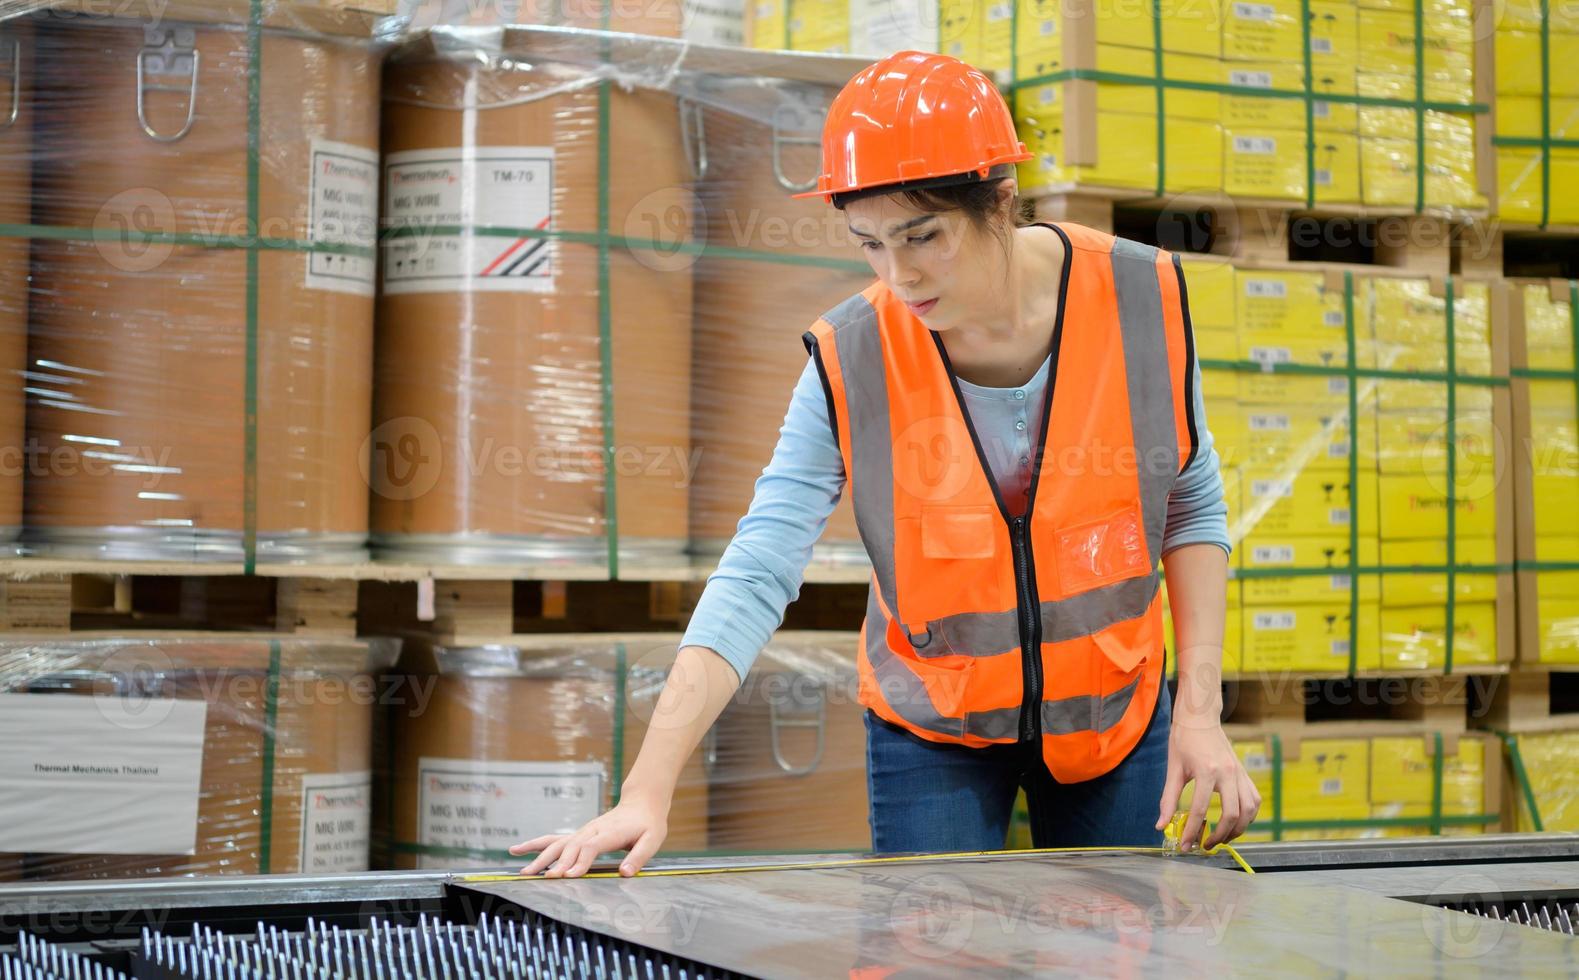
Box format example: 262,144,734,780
865,687,1172,852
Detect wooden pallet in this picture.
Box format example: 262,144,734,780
1475,665,1579,735
1028,184,1473,276
1220,673,1477,736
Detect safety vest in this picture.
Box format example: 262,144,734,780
802,222,1199,783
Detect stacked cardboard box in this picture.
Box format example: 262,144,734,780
1494,0,1579,223
1183,733,1498,841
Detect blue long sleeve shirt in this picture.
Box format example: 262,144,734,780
682,344,1231,682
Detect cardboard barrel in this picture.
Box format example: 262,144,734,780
689,89,867,564
0,635,384,879
0,21,30,548
391,634,709,869
707,631,869,852
24,17,378,562
373,39,693,564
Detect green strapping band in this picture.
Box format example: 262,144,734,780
1492,135,1579,150
1302,0,1317,209
1345,271,1360,676
1541,0,1552,228
1499,731,1545,831
0,224,375,256
244,0,262,576
1151,0,1166,198
1271,734,1284,842
1413,0,1426,214
1570,282,1579,450
1429,732,1445,835
1444,277,1457,674
611,642,626,808
1008,67,1486,113
259,639,281,874
597,78,619,580
1233,562,1513,578
1199,356,1508,388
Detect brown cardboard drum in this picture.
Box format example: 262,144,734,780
24,18,377,562
0,21,30,550
373,39,692,564
688,92,867,564
391,635,708,869
706,634,869,851
1,635,377,879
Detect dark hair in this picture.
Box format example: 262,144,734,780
895,176,1034,255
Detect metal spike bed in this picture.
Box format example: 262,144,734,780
3,838,1578,979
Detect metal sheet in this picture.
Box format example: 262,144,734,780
460,853,1579,978
1276,861,1579,902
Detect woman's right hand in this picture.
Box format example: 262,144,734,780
508,792,669,879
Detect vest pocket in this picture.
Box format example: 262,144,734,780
920,504,998,560
1054,503,1149,593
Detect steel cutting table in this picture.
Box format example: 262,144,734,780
2,836,1577,978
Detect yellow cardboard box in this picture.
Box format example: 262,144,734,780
1495,0,1579,34
1356,9,1474,102
1239,467,1379,538
1223,0,1307,63
1360,135,1483,209
1376,471,1498,540
1180,255,1237,332
1522,286,1576,361
1373,402,1497,477
1240,371,1353,405
1241,533,1381,604
1224,127,1361,202
1379,536,1497,607
1380,601,1499,669
1012,0,1221,79
1017,107,1224,192
1222,61,1358,133
1235,269,1346,336
748,0,787,47
1496,30,1579,98
1371,736,1485,808
1497,149,1579,226
1243,600,1381,671
1535,593,1579,664
1282,738,1373,809
1231,393,1378,472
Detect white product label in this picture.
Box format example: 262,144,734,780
1329,441,1350,457
1230,70,1274,89
1039,18,1056,35
1233,2,1276,20
855,0,939,55
1233,136,1278,155
1244,278,1288,299
1321,778,1343,796
1243,752,1271,771
307,139,379,296
682,0,745,45
0,693,206,855
1039,87,1058,105
1314,100,1332,119
1332,639,1351,655
1328,377,1350,394
1249,413,1291,431
1250,345,1292,365
1253,611,1297,630
1324,310,1345,327
1330,574,1352,590
299,771,372,873
1315,168,1333,186
1252,479,1294,498
382,147,556,295
1254,545,1296,563
417,758,602,869
1330,507,1351,524
988,3,1012,21
1311,37,1334,55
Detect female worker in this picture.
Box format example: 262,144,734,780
511,51,1260,878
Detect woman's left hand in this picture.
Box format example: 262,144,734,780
1155,710,1262,851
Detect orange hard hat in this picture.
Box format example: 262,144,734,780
795,50,1032,205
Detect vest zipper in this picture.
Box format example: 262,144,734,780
1011,515,1043,742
